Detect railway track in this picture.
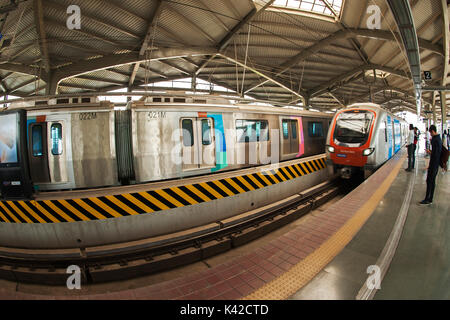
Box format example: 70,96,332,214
0,179,348,285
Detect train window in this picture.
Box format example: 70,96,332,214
259,120,269,141
32,125,43,157
308,122,324,138
236,120,269,143
333,111,373,144
182,119,193,147
282,120,289,139
201,119,212,145
291,121,297,139
153,97,162,102
51,123,63,155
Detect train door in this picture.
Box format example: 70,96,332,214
28,122,51,183
47,121,69,183
281,119,299,155
181,117,215,170
386,115,393,159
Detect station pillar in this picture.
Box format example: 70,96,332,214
441,91,447,133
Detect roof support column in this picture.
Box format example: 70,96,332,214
441,91,447,132
432,100,437,125
47,72,58,95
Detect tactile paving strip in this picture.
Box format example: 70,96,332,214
244,154,406,300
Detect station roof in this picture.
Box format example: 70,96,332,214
0,0,448,118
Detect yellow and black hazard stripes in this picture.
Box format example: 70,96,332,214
0,157,327,224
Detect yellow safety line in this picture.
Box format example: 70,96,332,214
255,172,272,186
7,201,33,223
0,207,10,223
198,182,224,199
185,185,211,202
300,163,310,174
18,201,46,223
138,192,169,210
285,166,299,178
89,197,123,218
210,181,234,197
293,164,304,176
280,167,293,180
171,187,199,204
43,200,76,222
56,200,88,221
244,154,406,300
247,174,265,188
312,160,320,171
270,171,284,182
71,199,105,220
122,194,154,213
30,201,60,223
104,196,139,215
305,161,316,173
154,190,185,207
225,178,246,194
236,176,255,191
0,201,19,223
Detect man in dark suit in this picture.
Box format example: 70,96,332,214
420,125,442,205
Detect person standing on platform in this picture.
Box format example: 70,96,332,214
420,125,442,205
425,127,431,157
413,127,419,155
406,124,415,172
441,130,449,172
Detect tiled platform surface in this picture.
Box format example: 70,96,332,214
0,152,405,300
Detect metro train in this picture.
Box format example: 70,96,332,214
0,95,332,198
0,95,335,248
326,103,408,178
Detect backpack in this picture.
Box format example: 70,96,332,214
440,145,449,170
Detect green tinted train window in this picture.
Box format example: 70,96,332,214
32,125,43,157
202,119,212,145
236,120,269,143
308,122,324,138
182,119,193,147
282,120,289,139
291,120,297,139
51,123,63,155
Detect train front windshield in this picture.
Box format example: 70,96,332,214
334,110,373,144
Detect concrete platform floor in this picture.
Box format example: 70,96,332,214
291,151,449,300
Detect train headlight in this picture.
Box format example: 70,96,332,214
327,146,335,153
363,148,375,156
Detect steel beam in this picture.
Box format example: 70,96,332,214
387,0,422,117
33,0,50,74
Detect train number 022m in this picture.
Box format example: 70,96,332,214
79,112,97,120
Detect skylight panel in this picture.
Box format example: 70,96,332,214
269,0,343,19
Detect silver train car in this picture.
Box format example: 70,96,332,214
325,103,408,178
1,95,332,195
0,95,335,249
